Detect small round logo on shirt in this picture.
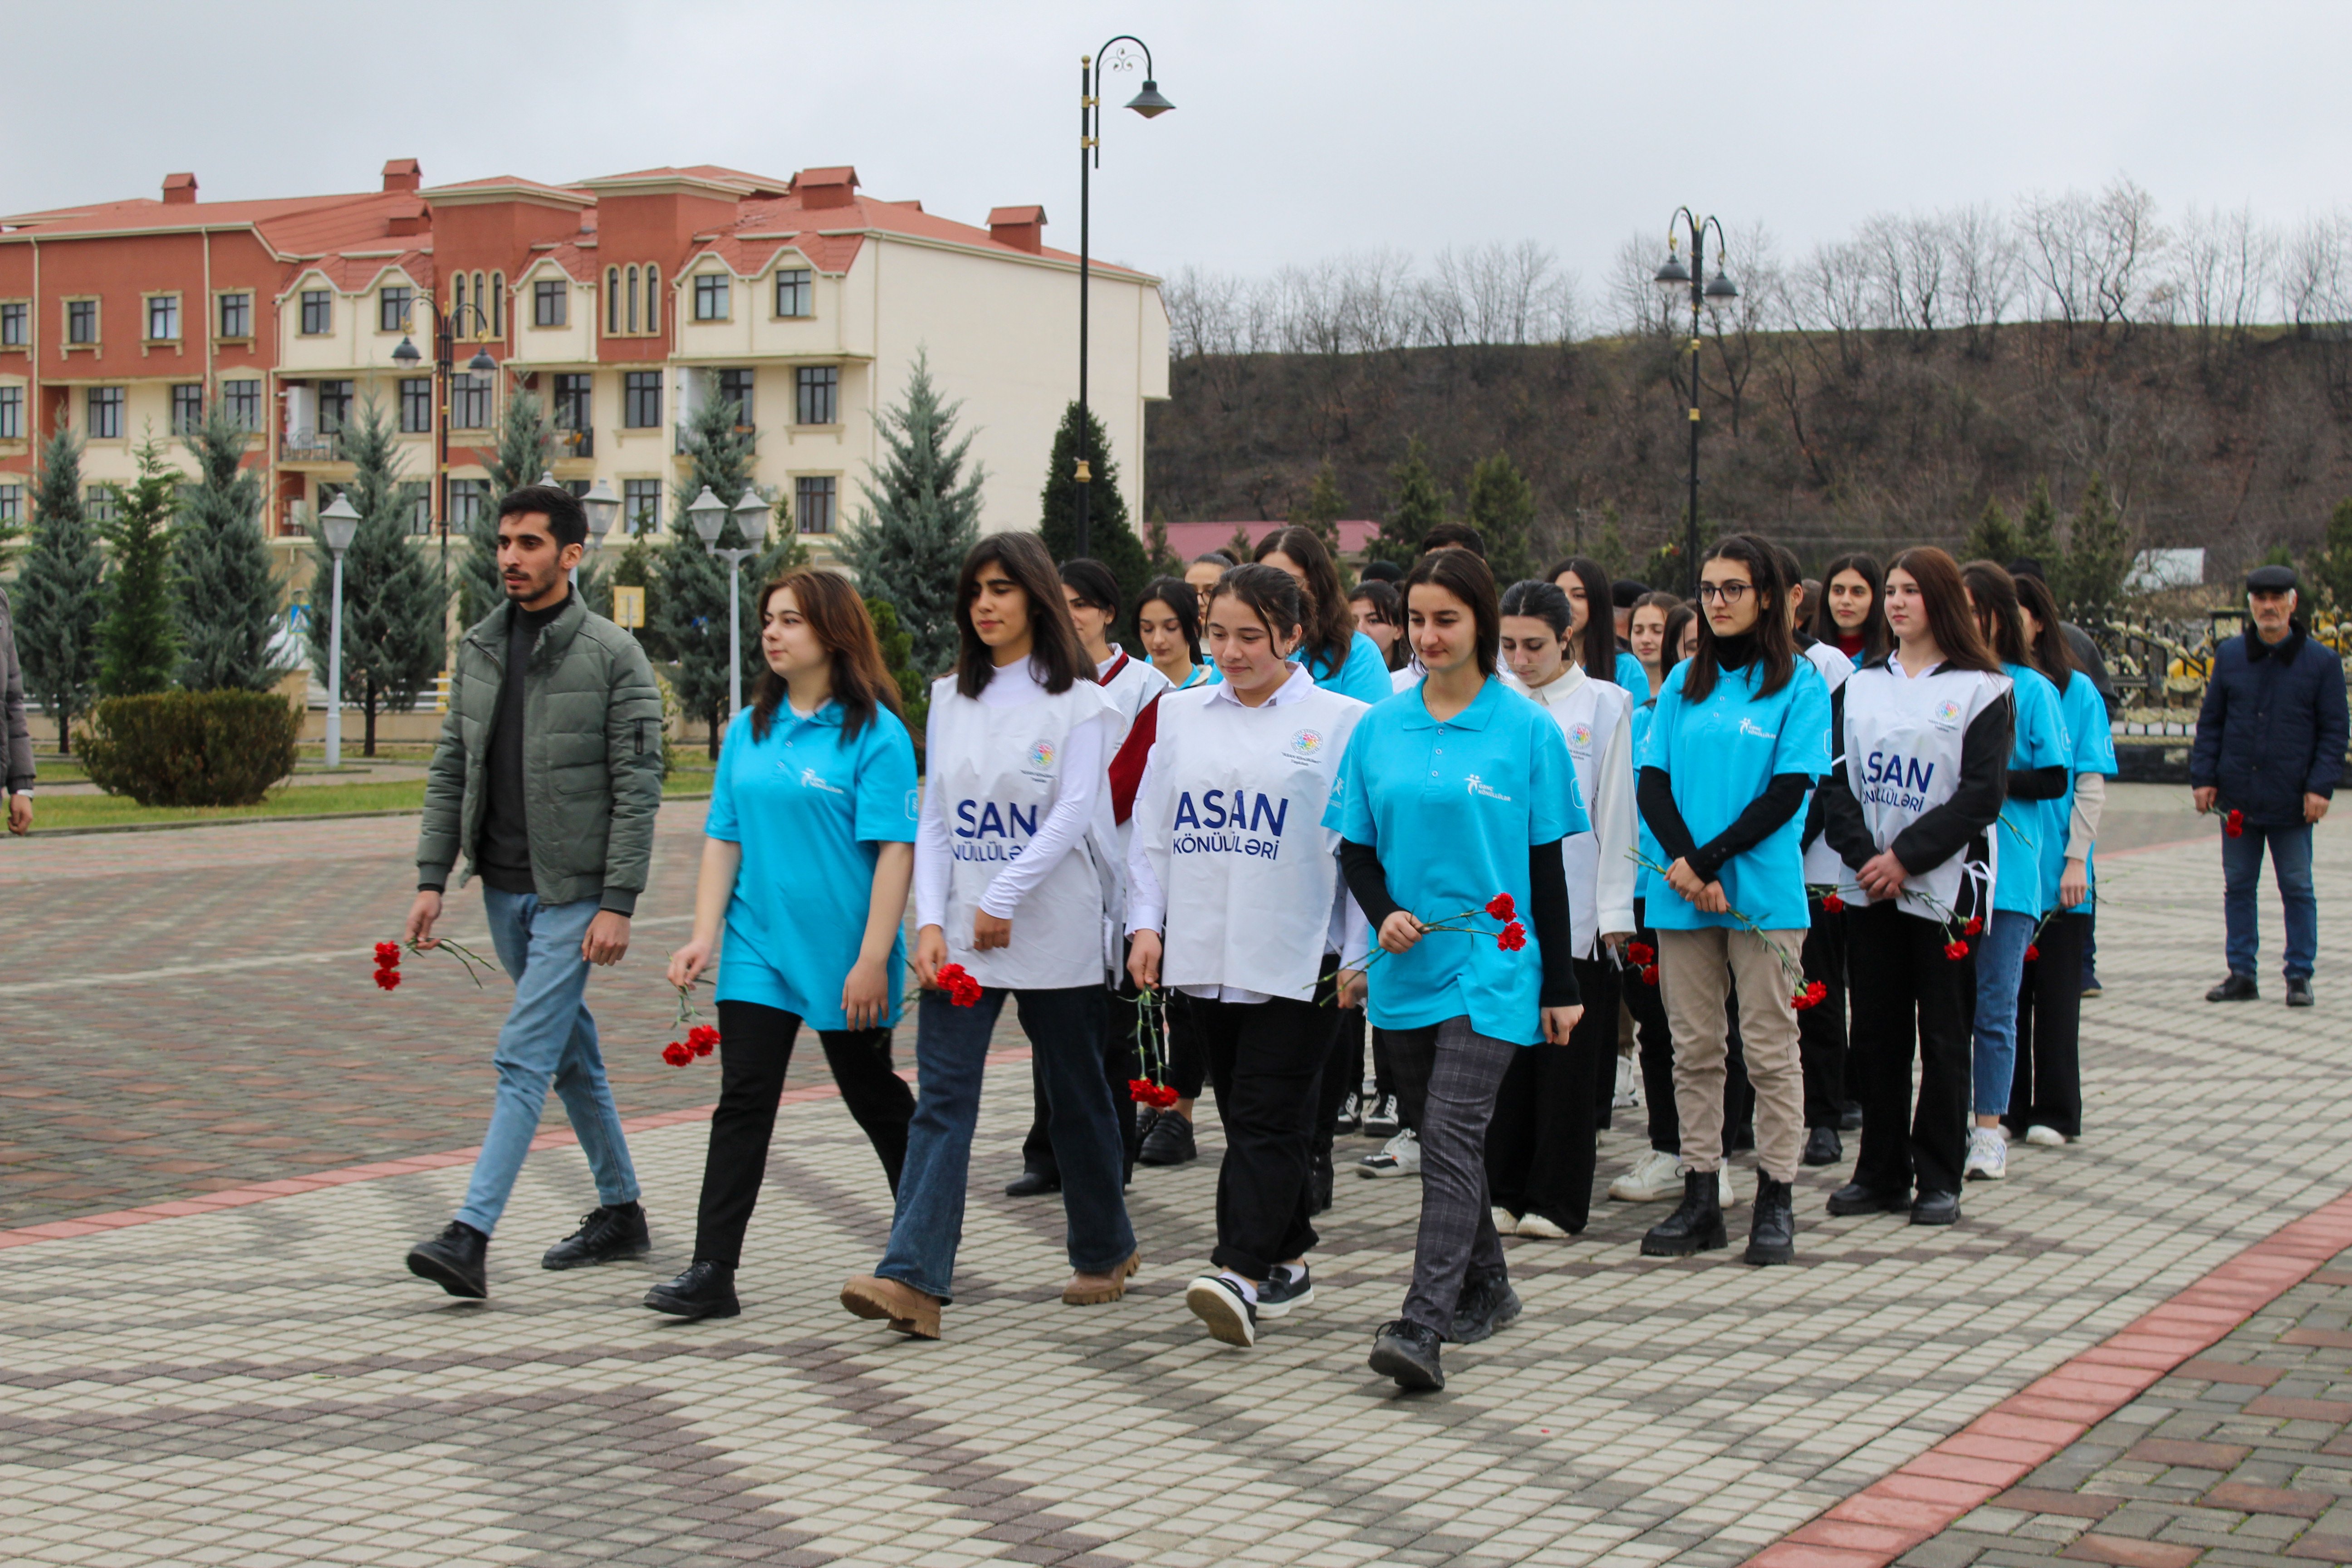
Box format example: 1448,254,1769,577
1566,721,1593,750
1289,728,1323,756
1934,698,1965,725
1027,740,1057,770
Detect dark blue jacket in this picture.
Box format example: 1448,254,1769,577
2190,625,2348,826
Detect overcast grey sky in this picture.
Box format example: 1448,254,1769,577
11,0,2349,289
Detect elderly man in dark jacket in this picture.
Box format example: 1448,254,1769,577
2192,565,2347,1006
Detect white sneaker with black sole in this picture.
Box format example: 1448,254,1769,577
1963,1126,2008,1181
1363,1094,1402,1138
1356,1127,1421,1177
1185,1274,1257,1346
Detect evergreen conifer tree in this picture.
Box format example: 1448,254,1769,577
1590,503,1632,579
2016,477,2063,588
1465,451,1538,584
14,424,105,749
95,435,182,698
1038,401,1152,624
1224,522,1256,562
460,385,556,628
2310,496,2352,610
837,353,985,679
2063,472,2132,611
174,402,286,691
1965,498,2022,569
1143,504,1181,577
303,400,445,755
1366,439,1447,569
609,530,669,660
866,596,929,737
1292,460,1348,569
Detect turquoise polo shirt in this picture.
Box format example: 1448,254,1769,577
2046,668,2118,911
1637,657,1830,932
1326,674,1586,1045
1630,699,1662,906
706,699,920,1030
1614,649,1648,696
1995,662,2070,915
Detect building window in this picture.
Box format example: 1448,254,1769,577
534,278,567,328
84,485,118,523
693,273,730,322
623,370,662,428
450,479,490,529
774,268,813,318
0,387,20,440
0,485,20,524
553,372,592,456
87,386,125,439
0,303,23,346
454,274,470,332
300,289,333,335
221,378,261,430
217,292,251,340
171,384,204,434
605,267,621,334
147,295,181,342
624,266,639,334
624,477,662,535
379,285,413,333
399,481,432,535
796,365,838,425
717,367,755,425
490,273,504,337
317,379,354,434
644,267,661,334
450,372,492,431
795,475,837,535
67,299,99,345
398,377,433,434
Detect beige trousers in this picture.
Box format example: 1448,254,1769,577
1657,926,1807,1183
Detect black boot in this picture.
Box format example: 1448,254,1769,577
1640,1169,1727,1257
1004,1168,1061,1197
645,1259,740,1319
1803,1125,1842,1166
407,1220,488,1298
541,1201,651,1270
2206,973,2259,1002
1826,1179,1911,1216
1745,1177,1796,1265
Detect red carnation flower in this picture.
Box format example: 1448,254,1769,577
373,965,402,991
1625,941,1656,965
1944,940,1969,961
661,1041,694,1068
1640,964,1660,986
1791,989,1815,1011
936,963,983,1007
2225,808,2244,839
2024,943,2040,961
374,941,403,966
1485,892,1517,922
686,1024,720,1053
1821,892,1844,913
1497,920,1528,951
1963,916,1984,937
1127,1078,1162,1106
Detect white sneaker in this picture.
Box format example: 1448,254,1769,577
1608,1147,1682,1202
1490,1206,1519,1235
1516,1211,1573,1240
1717,1163,1741,1208
1963,1126,2008,1181
2024,1124,2067,1147
1612,1054,1641,1110
1356,1127,1421,1178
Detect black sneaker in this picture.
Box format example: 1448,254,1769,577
1802,1125,1842,1166
1363,1094,1401,1138
2206,973,2259,1002
1004,1168,1060,1197
1256,1264,1315,1319
407,1220,488,1299
1138,1111,1197,1166
541,1202,651,1270
1911,1189,1963,1226
1449,1271,1522,1344
1334,1091,1362,1136
2288,977,2315,1008
644,1259,740,1319
1369,1319,1445,1391
1826,1180,1911,1217
1185,1274,1257,1346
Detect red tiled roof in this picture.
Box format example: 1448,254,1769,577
1165,521,1382,560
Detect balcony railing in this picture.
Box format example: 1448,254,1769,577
554,426,593,460
282,428,343,463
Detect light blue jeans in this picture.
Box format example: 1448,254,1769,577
455,888,641,1235
1970,910,2035,1117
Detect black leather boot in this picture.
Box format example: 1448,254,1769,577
407,1220,488,1298
1745,1177,1796,1265
1640,1169,1727,1257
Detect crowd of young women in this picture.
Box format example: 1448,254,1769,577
640,524,2115,1393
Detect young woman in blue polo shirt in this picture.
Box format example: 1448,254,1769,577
650,569,920,1321
1635,535,1831,1268
1252,525,1396,707
840,533,1136,1342
1959,561,2071,1183
1331,548,1585,1392
1546,555,1650,693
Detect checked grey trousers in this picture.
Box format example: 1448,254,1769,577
1384,1015,1521,1339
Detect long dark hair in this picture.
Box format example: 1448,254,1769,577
1683,534,1796,704
1886,546,1999,675
952,533,1086,699
750,569,905,743
1135,575,1202,663
1544,555,1618,682
1404,548,1500,679
1348,579,1407,670
1813,551,1889,663
1961,559,2032,667
1659,602,1696,687
1206,563,1306,647
2010,571,2077,691
1499,578,1574,676
1253,524,1353,679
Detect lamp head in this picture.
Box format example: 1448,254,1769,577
687,485,728,547
580,478,620,545
1126,79,1174,118
731,488,771,549
1703,269,1739,311
467,347,497,373
318,493,362,555
1652,248,1692,295
391,335,421,365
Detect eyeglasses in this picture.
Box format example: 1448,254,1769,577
1695,581,1753,604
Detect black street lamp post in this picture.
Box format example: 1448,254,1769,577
391,302,497,601
1073,35,1172,559
1653,210,1739,596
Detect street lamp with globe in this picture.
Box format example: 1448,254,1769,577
687,485,772,720
317,492,362,769
1653,209,1739,596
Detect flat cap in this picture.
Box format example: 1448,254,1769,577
2247,564,2299,593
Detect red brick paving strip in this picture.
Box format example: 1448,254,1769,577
1742,1188,2352,1568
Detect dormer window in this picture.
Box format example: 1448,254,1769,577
693,273,730,322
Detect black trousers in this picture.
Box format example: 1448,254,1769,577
1166,990,1207,1100
1021,995,1140,1184
694,1000,915,1267
2007,910,2087,1139
1846,902,1975,1199
1485,957,1618,1231
1288,961,1353,1170
1797,908,1851,1127
1196,991,1330,1277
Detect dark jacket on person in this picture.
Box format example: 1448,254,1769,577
2190,623,2348,827
417,593,664,911
0,586,33,796
2060,622,2119,719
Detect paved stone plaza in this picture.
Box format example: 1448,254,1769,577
0,797,2344,1567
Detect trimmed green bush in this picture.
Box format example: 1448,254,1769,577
79,691,303,807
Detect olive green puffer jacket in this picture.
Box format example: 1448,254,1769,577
417,596,664,910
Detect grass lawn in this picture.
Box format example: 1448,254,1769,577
29,775,716,833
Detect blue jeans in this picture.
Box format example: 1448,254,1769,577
1970,910,2034,1117
2224,823,2318,980
455,889,641,1235
876,985,1134,1303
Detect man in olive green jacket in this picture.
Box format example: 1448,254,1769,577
402,485,665,1299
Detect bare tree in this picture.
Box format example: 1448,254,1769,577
1942,201,2019,352
2279,212,2350,330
